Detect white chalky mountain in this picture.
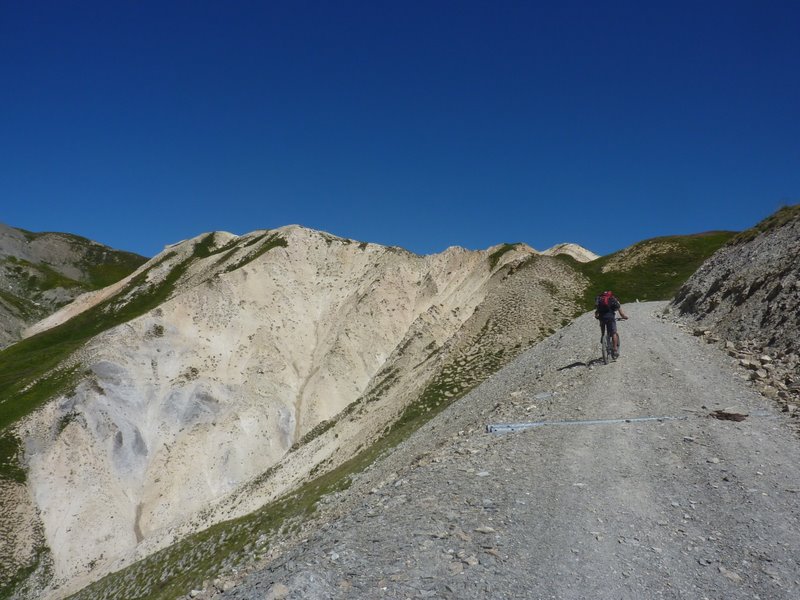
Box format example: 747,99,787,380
3,225,595,598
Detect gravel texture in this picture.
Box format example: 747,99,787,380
208,301,800,600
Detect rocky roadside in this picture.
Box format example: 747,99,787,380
670,205,800,362
660,313,800,421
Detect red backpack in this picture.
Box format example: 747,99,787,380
596,291,616,313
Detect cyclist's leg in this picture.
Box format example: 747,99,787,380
608,318,619,354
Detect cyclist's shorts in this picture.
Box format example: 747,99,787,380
600,317,617,338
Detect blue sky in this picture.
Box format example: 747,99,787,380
2,1,798,258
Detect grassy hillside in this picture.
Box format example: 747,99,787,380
4,230,146,293
558,231,736,312
0,231,149,348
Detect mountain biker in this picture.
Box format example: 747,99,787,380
594,291,628,358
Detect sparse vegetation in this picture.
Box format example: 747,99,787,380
17,229,38,243
80,247,147,289
224,233,287,273
541,280,559,296
488,243,520,270
5,258,83,294
56,411,82,435
728,203,800,245
0,539,53,600
364,368,399,404
190,234,221,258
0,289,38,320
3,232,146,294
293,418,336,449
213,247,240,269
0,432,26,483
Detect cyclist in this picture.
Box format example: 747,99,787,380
594,291,628,358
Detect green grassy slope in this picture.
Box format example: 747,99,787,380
558,231,736,312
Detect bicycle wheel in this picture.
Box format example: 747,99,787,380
601,334,608,364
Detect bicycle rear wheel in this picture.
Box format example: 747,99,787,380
601,334,609,364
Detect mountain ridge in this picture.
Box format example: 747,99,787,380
23,226,601,341
4,225,590,597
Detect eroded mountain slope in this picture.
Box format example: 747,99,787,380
2,226,590,598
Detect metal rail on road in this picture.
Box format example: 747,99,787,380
486,415,688,434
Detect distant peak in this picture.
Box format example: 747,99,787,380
486,242,537,255
541,243,600,262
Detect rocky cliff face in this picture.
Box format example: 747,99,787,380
4,226,590,597
0,223,146,348
671,205,800,405
671,206,800,357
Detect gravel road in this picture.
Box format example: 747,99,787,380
218,301,800,600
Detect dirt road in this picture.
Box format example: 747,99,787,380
220,301,800,599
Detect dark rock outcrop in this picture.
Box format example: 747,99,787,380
671,205,800,360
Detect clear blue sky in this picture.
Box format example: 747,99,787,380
2,1,798,258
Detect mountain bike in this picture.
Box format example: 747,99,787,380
600,317,627,364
